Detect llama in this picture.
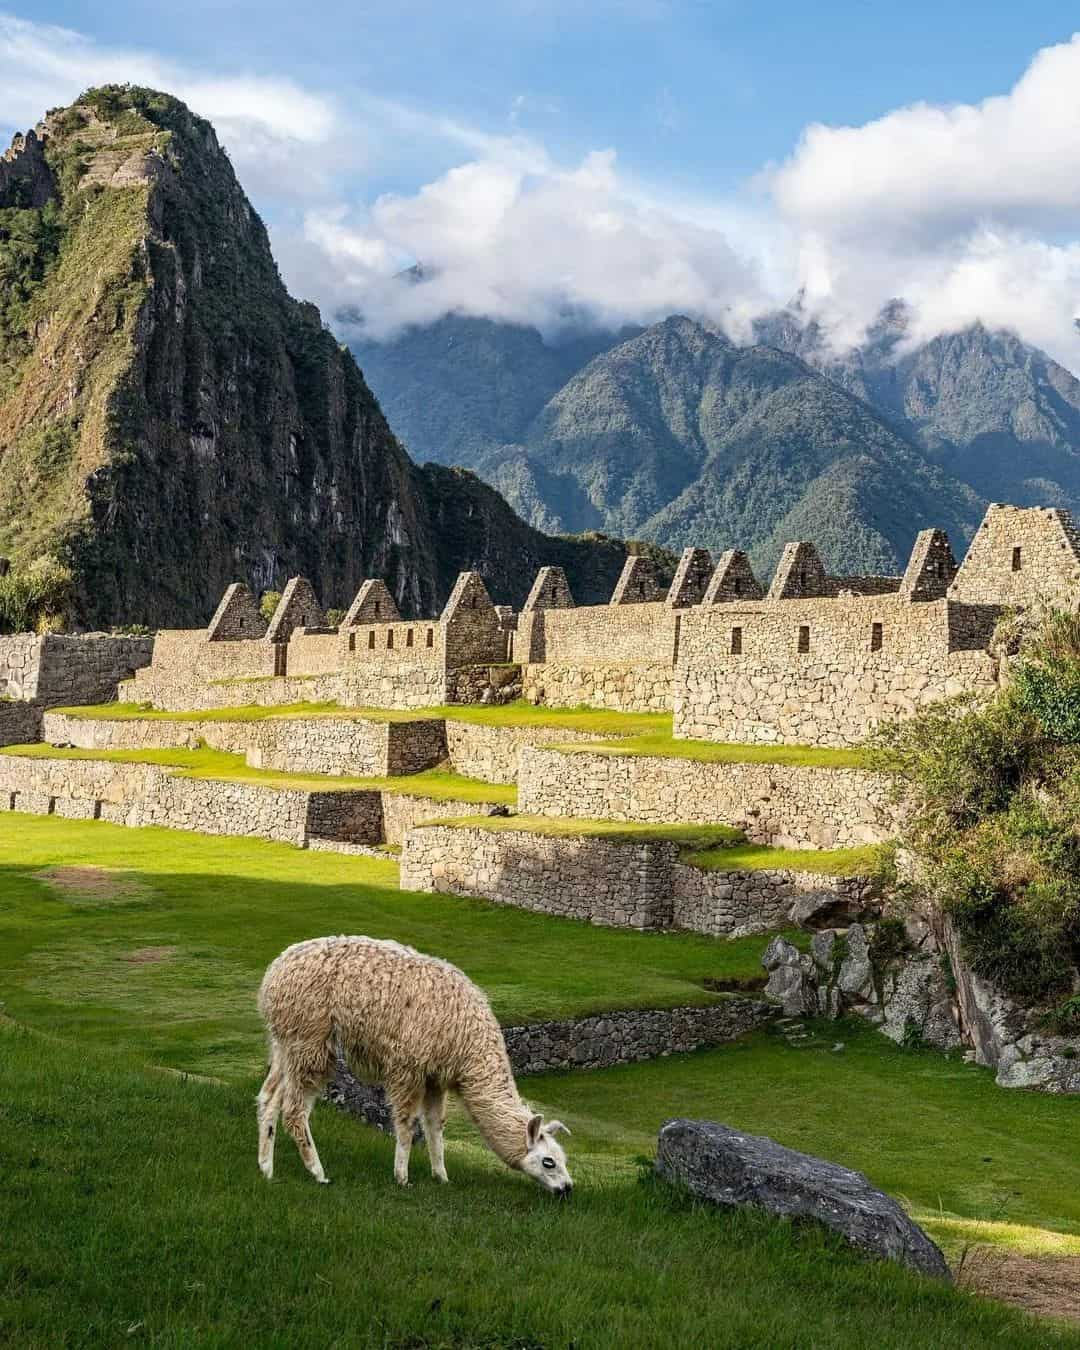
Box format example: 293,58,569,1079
256,935,573,1193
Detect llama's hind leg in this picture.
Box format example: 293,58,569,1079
281,1074,330,1184
257,1051,285,1180
422,1084,449,1183
388,1082,425,1187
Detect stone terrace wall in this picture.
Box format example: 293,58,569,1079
46,710,448,779
674,596,999,746
379,795,501,846
401,825,677,928
329,998,774,1121
128,663,448,714
0,751,403,846
517,602,676,665
522,661,673,713
501,999,774,1072
444,721,603,785
671,863,875,939
400,824,876,936
518,746,900,848
0,700,42,746
244,717,447,778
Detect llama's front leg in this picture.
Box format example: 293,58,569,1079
390,1087,424,1186
256,1057,284,1180
422,1085,449,1183
282,1078,330,1183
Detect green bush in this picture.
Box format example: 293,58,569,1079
877,610,1080,1002
258,590,281,623
0,556,73,633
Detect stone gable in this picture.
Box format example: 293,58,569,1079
206,583,267,641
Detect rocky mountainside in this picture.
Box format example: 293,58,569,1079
756,302,1080,513
0,88,643,628
354,303,1080,576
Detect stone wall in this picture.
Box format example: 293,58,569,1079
673,597,999,746
399,823,877,935
517,747,900,848
0,633,153,705
671,864,876,939
444,721,602,785
517,602,676,665
401,824,676,928
501,998,774,1072
129,663,448,714
379,795,500,846
328,997,775,1127
522,661,673,713
244,717,447,778
0,700,42,746
950,504,1080,609
43,710,255,755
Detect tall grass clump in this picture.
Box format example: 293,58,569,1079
875,610,1080,1004
0,555,73,633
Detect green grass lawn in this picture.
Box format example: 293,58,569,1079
550,730,876,769
55,698,672,736
5,1022,1068,1350
0,813,774,1078
685,841,884,876
4,813,1080,1344
0,742,514,804
423,812,747,851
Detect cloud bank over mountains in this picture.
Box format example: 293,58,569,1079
3,13,1080,367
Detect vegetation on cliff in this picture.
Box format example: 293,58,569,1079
878,611,1080,1005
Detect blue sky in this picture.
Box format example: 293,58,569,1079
3,4,1080,364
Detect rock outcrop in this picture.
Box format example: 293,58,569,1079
655,1119,950,1279
0,87,641,628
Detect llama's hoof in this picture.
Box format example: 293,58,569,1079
434,1172,449,1184
317,1176,331,1185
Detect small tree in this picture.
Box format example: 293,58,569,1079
259,590,281,624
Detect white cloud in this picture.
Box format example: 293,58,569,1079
290,148,770,339
768,33,1080,367
5,12,1080,369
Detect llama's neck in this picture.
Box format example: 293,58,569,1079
457,1045,530,1167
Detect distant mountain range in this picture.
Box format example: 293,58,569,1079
352,305,1080,576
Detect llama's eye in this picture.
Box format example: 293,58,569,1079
542,1157,556,1170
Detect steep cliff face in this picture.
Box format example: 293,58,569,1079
0,87,629,627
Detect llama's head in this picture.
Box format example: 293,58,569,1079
519,1113,573,1195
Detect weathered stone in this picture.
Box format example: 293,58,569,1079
655,1119,950,1279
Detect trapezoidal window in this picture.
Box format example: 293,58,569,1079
426,628,434,648
348,632,356,653
387,629,394,649
730,626,743,655
406,628,414,648
373,599,381,617
367,630,376,650
1012,546,1022,572
797,625,810,654
870,622,883,652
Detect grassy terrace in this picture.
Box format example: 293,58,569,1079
55,698,673,736
0,814,774,1073
549,729,877,770
4,812,1080,1343
422,813,882,876
0,743,514,804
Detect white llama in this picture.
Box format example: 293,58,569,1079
256,935,573,1193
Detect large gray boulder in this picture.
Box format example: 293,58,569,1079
656,1119,950,1280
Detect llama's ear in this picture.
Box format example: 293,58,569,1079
546,1119,571,1137
526,1114,542,1148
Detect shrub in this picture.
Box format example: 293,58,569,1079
259,590,281,623
0,556,73,634
878,610,1080,1003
